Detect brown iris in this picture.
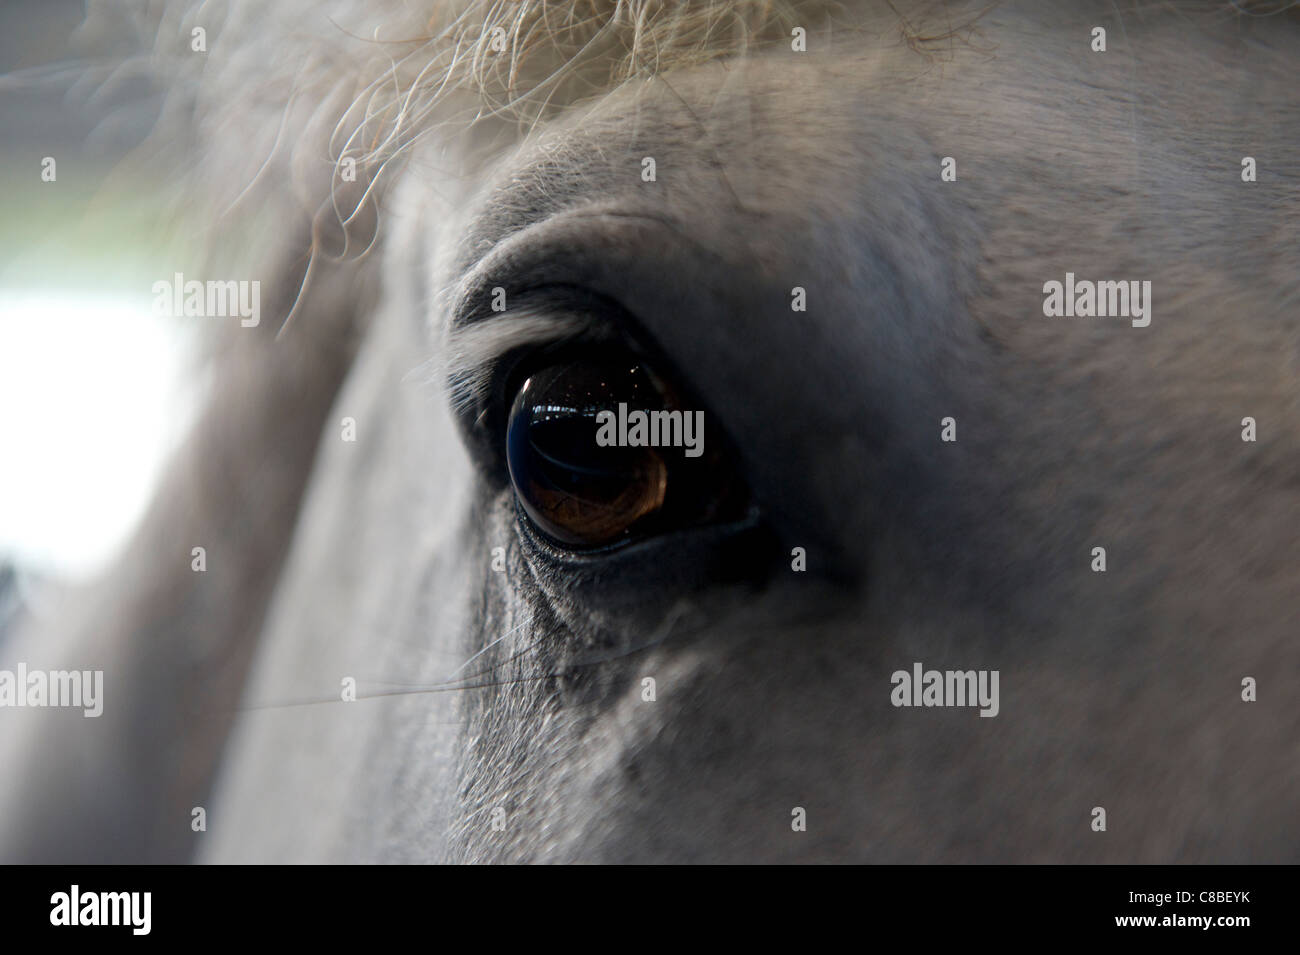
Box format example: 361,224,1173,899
506,358,673,547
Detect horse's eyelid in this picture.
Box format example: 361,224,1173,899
449,279,659,397
444,309,597,415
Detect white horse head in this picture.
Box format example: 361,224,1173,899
1,0,1297,862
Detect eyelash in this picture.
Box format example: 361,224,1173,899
450,291,650,474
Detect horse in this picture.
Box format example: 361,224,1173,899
0,0,1296,862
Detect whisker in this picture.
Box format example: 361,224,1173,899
444,616,532,678
235,664,642,714
236,602,692,715
357,617,532,688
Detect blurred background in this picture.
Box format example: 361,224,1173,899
0,0,201,623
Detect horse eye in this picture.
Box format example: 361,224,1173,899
505,352,744,549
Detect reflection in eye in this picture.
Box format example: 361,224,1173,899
505,352,745,549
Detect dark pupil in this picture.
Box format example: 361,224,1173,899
507,359,674,547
